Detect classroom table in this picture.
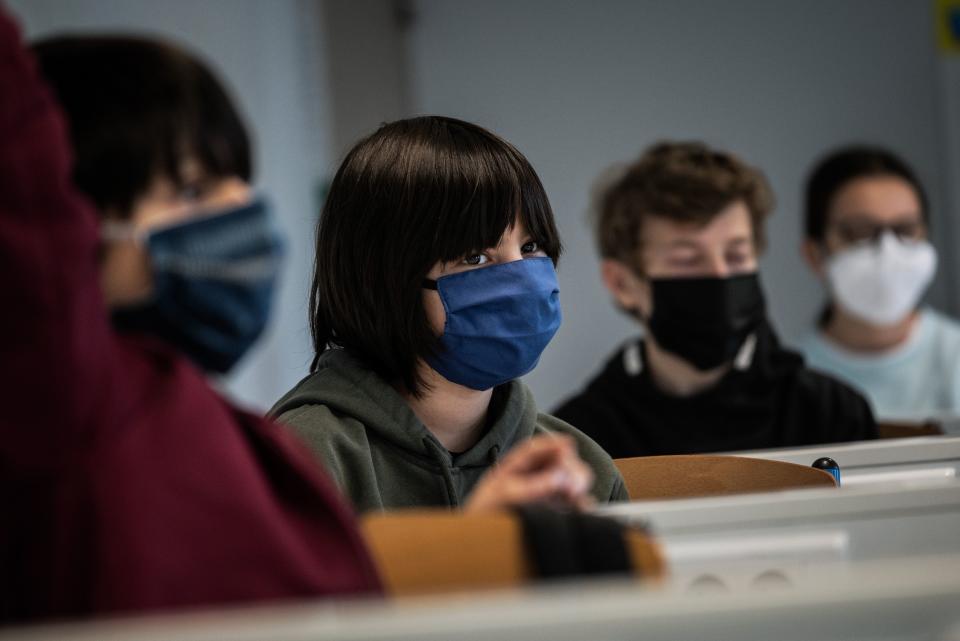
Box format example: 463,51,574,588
3,555,960,641
597,480,960,591
724,436,960,487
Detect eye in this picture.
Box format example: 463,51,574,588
893,222,924,241
462,253,490,266
833,222,880,245
521,241,540,255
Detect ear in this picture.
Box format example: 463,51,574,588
801,239,828,279
601,259,650,316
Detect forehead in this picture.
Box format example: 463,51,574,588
829,176,922,224
476,217,532,250
641,200,753,251
501,219,530,241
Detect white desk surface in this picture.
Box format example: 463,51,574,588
724,435,960,468
597,477,960,530
722,436,960,488
598,480,960,580
4,555,960,641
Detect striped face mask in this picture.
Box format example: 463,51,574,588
107,197,286,373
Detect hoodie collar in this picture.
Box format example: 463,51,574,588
278,349,539,468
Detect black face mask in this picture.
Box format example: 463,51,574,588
644,273,766,371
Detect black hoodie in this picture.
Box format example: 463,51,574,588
553,322,877,459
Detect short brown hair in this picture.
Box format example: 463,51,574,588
595,141,773,268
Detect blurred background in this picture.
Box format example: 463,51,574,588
9,0,960,412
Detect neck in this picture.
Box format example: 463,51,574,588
643,335,729,397
824,307,919,353
399,363,492,453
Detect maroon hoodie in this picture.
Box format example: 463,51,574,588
0,10,379,623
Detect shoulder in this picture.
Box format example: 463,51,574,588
791,366,877,439
274,401,354,436
535,412,609,457
272,397,382,507
268,352,380,445
534,413,628,502
792,328,852,380
918,310,960,391
922,308,960,349
552,341,636,424
272,388,374,470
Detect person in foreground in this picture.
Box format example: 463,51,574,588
553,142,877,458
799,146,960,426
0,17,378,622
271,116,627,513
32,33,281,374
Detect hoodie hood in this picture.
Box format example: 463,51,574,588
271,348,540,470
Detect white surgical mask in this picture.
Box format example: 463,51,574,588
826,231,937,326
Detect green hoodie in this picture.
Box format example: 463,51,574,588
271,349,628,513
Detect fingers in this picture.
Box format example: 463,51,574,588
465,434,596,513
553,453,594,504
203,177,252,209
501,466,577,505
497,433,576,475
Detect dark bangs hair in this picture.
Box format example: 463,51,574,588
804,145,928,242
310,116,561,396
32,35,251,218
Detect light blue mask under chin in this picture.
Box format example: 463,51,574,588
423,256,562,391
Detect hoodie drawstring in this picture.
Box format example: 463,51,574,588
422,437,460,508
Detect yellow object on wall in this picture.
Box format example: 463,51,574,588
937,0,960,53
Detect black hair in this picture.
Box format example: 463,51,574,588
804,145,928,242
32,35,251,217
310,116,561,396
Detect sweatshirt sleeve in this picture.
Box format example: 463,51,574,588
0,11,124,466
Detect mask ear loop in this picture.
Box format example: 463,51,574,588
815,239,836,327
614,302,646,324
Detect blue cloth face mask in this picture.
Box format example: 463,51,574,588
108,197,285,373
423,256,562,390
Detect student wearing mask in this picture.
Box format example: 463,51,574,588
271,116,627,513
1,24,378,622
799,146,960,425
553,142,876,458
34,35,280,374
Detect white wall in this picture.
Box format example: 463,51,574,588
8,0,950,414
321,0,412,157
7,0,334,411
941,30,960,314
407,0,948,410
